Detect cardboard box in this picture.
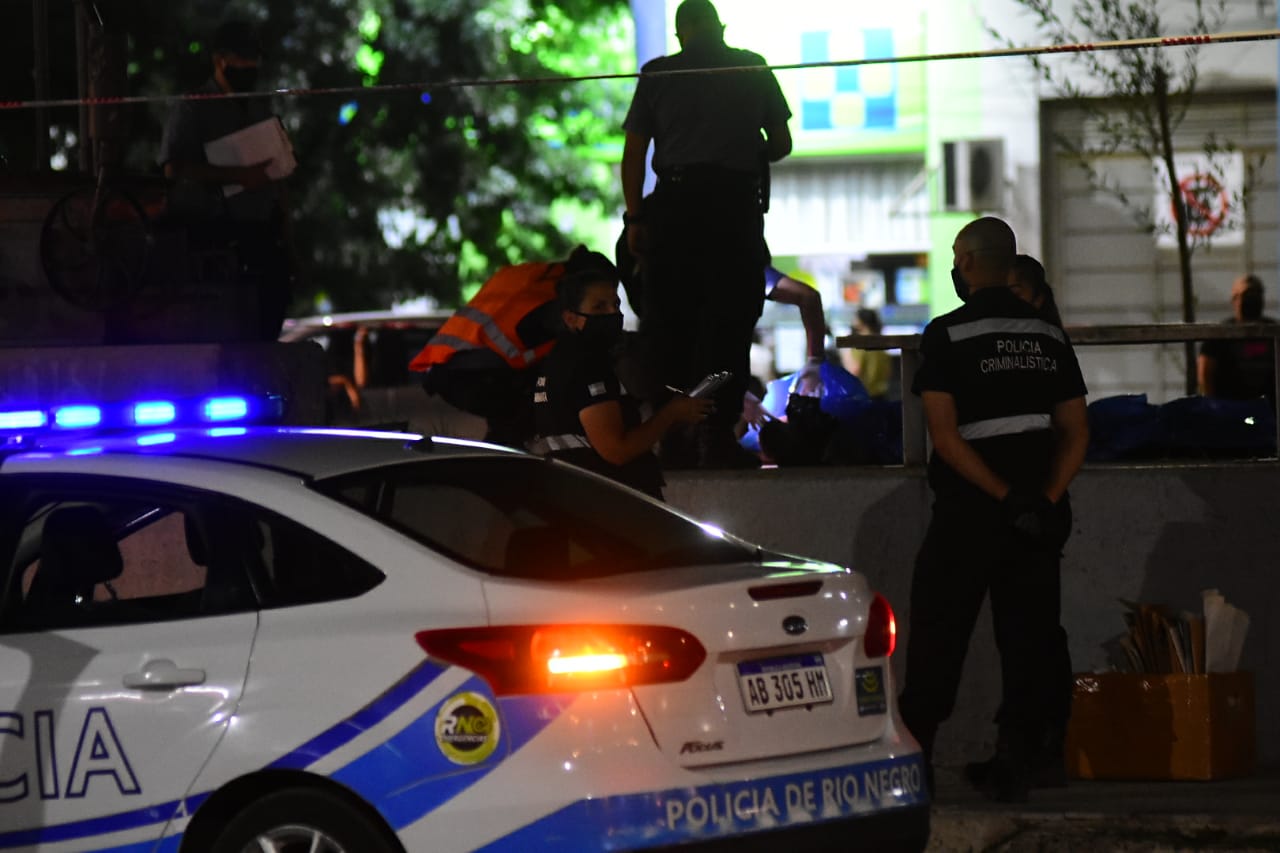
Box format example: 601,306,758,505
1065,672,1255,781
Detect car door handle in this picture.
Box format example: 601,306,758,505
123,659,207,690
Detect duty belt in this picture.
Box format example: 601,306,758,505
528,433,593,455
658,163,760,187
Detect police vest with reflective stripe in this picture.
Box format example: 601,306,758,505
409,262,563,371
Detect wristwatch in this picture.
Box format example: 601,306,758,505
623,212,646,225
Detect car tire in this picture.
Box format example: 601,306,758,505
208,786,399,853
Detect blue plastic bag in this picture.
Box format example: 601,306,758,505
746,362,900,463
759,361,870,425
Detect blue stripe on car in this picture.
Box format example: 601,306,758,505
269,658,451,770
331,689,567,830
471,753,928,851
0,660,451,849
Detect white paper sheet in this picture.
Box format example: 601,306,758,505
203,116,297,197
1203,588,1250,673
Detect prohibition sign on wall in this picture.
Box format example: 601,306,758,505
1173,172,1230,238
1154,152,1244,248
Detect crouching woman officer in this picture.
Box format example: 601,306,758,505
530,263,711,499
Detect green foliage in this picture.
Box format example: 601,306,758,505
74,0,634,312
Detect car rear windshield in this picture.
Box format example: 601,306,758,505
312,456,757,580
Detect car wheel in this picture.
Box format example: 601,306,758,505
209,787,399,853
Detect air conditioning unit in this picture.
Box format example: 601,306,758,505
942,139,1005,213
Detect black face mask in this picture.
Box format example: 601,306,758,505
951,267,970,302
222,66,260,93
574,312,624,347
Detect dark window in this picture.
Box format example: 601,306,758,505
313,456,757,581
246,510,385,608
3,488,257,631
0,478,385,632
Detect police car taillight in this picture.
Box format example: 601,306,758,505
864,593,897,658
416,625,707,696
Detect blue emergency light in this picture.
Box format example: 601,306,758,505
203,396,249,422
0,394,281,437
54,406,102,429
0,410,46,430
131,401,177,426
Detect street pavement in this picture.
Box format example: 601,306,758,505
926,765,1280,852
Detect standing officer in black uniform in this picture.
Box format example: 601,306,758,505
620,0,792,468
897,217,1089,802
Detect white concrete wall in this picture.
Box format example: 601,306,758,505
967,0,1280,253
957,1,1280,402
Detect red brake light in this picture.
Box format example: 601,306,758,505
416,625,707,696
864,593,897,658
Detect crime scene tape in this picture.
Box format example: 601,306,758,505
1,28,1277,113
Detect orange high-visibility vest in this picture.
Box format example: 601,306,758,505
409,261,563,372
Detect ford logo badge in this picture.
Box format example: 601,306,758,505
782,615,807,636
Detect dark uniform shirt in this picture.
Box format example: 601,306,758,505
623,41,791,175
532,335,664,499
912,287,1088,504
158,79,279,222
1199,316,1277,401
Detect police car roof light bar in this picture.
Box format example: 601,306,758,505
0,393,282,436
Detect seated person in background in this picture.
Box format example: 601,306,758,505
842,307,891,400
530,261,711,500
1198,274,1277,401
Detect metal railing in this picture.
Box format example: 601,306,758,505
835,322,1280,465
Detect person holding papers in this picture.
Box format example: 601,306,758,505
159,19,295,340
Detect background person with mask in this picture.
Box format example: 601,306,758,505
1198,274,1277,401
410,246,617,447
530,262,711,500
158,18,294,340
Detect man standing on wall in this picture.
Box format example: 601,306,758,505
897,217,1089,802
620,0,792,468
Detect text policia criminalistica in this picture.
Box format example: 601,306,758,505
980,338,1059,375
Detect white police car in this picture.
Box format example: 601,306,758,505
0,395,928,852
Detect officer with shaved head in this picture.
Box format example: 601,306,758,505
897,217,1089,803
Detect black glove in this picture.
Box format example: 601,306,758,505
1000,488,1056,545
